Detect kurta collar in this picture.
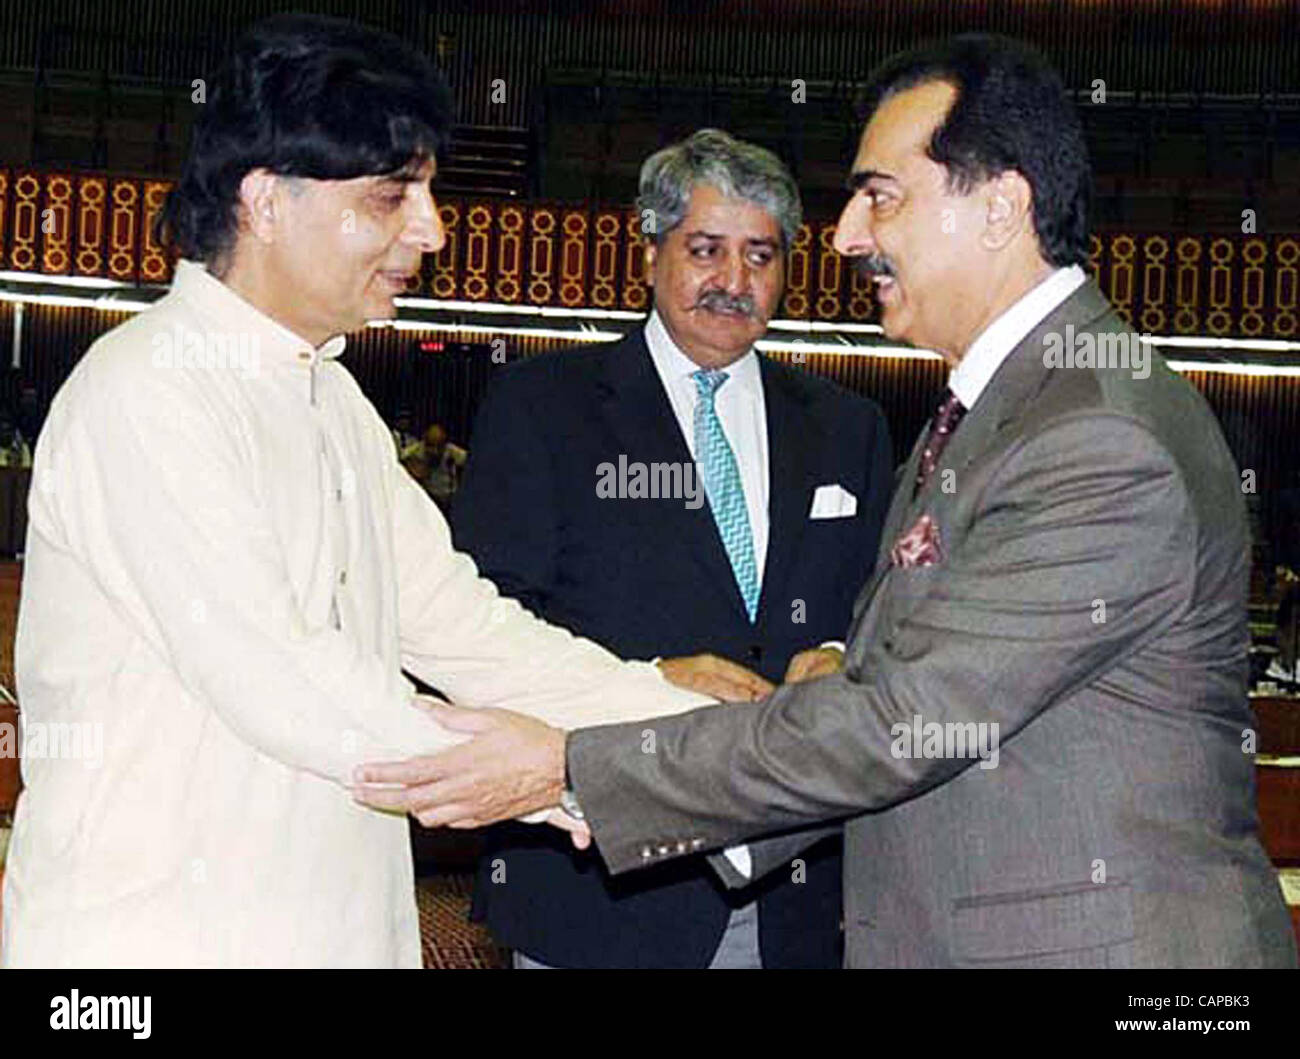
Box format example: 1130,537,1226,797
171,259,347,368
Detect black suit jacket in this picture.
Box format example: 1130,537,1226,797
453,329,892,967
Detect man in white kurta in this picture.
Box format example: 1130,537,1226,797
2,259,709,967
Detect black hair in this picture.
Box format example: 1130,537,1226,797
159,13,453,267
860,33,1090,268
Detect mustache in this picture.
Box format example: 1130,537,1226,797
852,253,896,281
694,288,757,317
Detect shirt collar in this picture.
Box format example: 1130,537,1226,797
643,308,761,392
949,264,1086,409
170,259,347,367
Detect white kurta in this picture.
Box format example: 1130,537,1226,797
2,261,710,968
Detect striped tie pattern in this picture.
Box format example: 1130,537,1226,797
693,368,760,621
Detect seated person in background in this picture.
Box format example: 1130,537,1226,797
391,408,422,461
422,423,467,505
1267,583,1299,687
0,416,31,469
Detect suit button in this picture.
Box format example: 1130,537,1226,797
747,645,762,664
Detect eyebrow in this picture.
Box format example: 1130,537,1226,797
684,231,781,248
384,172,433,185
382,161,438,184
845,168,896,192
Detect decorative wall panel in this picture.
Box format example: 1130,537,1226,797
2,169,1297,343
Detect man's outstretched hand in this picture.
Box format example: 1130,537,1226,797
783,645,844,684
657,653,774,701
352,700,569,831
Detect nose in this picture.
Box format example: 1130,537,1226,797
832,194,876,259
402,183,445,254
721,249,754,296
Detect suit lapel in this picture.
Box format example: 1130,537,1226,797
848,451,917,632
755,357,813,627
879,431,928,557
851,279,1117,636
902,278,1116,526
596,332,752,622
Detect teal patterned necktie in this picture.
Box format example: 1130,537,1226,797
692,368,760,621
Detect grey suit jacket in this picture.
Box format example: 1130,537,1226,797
568,280,1298,968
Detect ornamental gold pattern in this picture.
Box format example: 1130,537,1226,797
0,168,1293,344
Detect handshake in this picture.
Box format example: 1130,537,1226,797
350,645,844,849
656,645,844,701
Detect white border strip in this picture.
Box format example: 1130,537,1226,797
4,279,1300,371
1166,359,1300,377
0,290,153,311
367,319,623,342
0,270,131,290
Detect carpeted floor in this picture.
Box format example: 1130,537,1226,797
416,871,508,969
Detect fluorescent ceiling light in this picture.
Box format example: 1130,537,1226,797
0,290,150,311
394,296,643,320
5,277,1300,373
1143,335,1300,353
1166,360,1300,377
756,339,943,360
0,270,131,290
367,319,622,342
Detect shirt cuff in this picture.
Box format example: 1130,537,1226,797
722,843,752,879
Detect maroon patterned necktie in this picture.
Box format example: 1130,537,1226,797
913,387,967,498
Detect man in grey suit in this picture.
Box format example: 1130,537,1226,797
354,34,1297,968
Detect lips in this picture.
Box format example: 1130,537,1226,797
873,274,899,304
379,270,416,292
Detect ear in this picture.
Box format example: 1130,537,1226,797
237,169,282,245
979,170,1033,252
643,241,657,288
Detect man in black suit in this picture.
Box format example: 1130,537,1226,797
451,129,893,968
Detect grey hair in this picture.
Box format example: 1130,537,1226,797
637,128,802,249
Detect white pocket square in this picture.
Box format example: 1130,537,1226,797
809,483,857,519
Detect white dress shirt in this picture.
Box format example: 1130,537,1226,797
645,310,771,881
949,265,1087,409
644,310,770,582
2,261,710,968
